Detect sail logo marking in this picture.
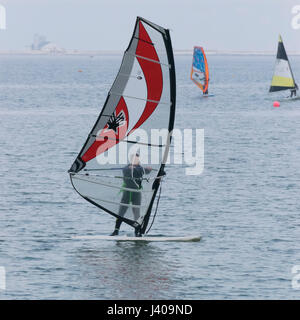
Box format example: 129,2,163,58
81,97,129,162
105,110,126,134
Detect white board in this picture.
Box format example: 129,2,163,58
202,94,214,98
283,95,300,101
72,234,201,242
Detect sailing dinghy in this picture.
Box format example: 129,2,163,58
68,17,200,242
190,46,212,96
269,35,298,98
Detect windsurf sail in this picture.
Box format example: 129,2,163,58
269,35,297,93
68,17,176,235
190,46,209,93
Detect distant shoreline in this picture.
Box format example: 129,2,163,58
0,50,300,56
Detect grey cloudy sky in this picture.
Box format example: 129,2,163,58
0,0,299,51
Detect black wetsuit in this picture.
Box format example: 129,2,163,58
291,83,298,97
112,164,151,235
203,79,209,95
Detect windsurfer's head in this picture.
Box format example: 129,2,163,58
130,152,140,165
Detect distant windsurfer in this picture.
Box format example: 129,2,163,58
290,83,298,98
110,153,152,237
203,78,209,95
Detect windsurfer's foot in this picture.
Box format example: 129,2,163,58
110,229,119,236
134,228,142,237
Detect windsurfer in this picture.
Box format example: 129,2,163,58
202,77,209,95
110,153,152,237
290,83,298,97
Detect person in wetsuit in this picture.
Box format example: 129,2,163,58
202,78,209,95
290,83,298,98
110,153,152,237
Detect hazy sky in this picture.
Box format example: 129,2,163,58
0,0,299,51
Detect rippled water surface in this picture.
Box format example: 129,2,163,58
1,54,300,299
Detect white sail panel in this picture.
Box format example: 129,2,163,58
271,59,295,88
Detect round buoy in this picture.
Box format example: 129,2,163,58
273,101,280,107
78,69,83,72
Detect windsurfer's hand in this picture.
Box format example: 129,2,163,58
158,170,166,178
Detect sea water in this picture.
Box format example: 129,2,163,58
0,54,300,299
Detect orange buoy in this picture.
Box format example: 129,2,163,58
78,69,83,72
273,101,280,107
